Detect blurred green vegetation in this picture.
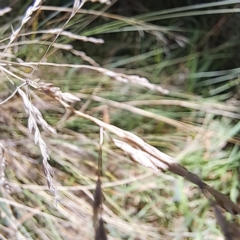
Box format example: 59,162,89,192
0,0,239,239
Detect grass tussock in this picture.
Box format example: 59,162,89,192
0,0,239,239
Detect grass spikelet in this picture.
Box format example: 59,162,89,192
0,7,11,16
18,87,60,204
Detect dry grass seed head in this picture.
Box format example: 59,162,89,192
18,87,60,203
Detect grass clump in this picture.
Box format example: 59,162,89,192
0,0,239,239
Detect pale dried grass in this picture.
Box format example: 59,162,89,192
0,0,239,239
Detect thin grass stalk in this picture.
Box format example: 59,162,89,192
93,127,108,240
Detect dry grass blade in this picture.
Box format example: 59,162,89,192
0,7,11,16
211,199,240,240
38,82,81,103
102,70,169,95
77,93,192,130
0,29,104,44
52,95,240,215
93,179,103,229
88,0,111,4
212,201,233,240
95,218,108,240
114,139,240,215
93,127,108,239
113,139,167,171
